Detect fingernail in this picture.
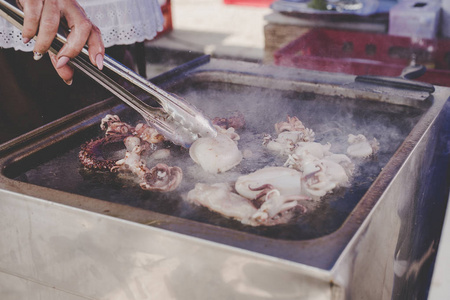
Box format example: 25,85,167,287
33,51,43,61
56,56,70,69
64,79,73,86
23,37,30,44
96,53,104,70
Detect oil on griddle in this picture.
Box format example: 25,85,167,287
14,80,424,240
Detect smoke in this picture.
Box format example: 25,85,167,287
162,80,424,232
14,79,425,240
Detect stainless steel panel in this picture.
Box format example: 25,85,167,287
0,189,338,299
334,98,450,299
0,272,88,300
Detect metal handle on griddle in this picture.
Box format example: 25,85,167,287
355,75,435,93
0,0,217,147
355,61,435,94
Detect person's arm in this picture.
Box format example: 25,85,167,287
18,0,104,84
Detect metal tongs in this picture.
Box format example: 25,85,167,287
0,0,217,147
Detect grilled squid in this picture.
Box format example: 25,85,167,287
187,182,308,227
79,115,182,192
189,133,243,174
346,134,380,158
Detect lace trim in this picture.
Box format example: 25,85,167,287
0,0,164,51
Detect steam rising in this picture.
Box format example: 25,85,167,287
15,81,424,240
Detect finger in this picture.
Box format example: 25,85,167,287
56,4,93,63
86,25,104,70
58,15,104,70
20,0,44,43
49,51,74,85
33,0,60,56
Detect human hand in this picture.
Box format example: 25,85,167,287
18,0,104,84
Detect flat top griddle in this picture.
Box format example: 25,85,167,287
7,77,424,241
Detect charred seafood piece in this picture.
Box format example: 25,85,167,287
79,115,182,192
189,132,243,174
189,112,245,174
346,134,380,158
187,181,308,227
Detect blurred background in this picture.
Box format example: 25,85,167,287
145,0,450,84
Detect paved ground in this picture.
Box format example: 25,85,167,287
147,0,272,62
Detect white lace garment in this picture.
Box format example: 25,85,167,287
0,0,164,51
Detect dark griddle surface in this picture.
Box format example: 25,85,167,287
9,79,424,241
